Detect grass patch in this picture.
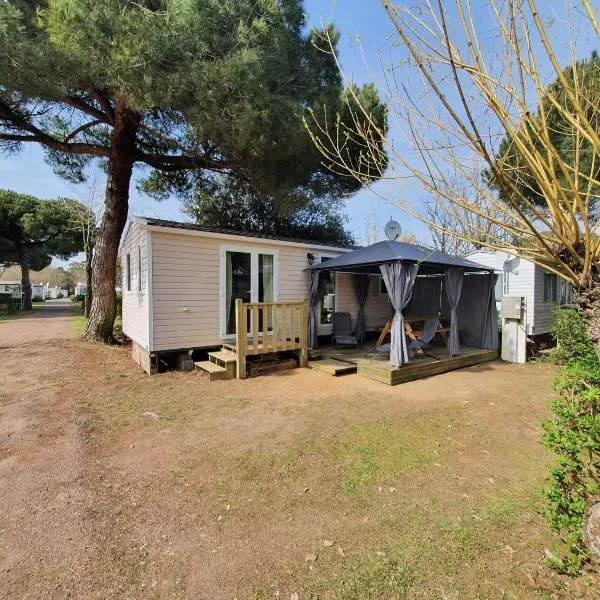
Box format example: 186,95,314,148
70,305,122,338
331,422,436,494
307,552,418,599
301,494,538,600
71,312,87,336
233,420,440,508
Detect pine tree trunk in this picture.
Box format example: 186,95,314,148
21,260,31,311
83,105,139,342
84,244,93,318
573,273,600,362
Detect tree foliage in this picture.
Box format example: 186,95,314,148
0,0,387,340
183,175,354,246
0,189,83,307
492,51,600,218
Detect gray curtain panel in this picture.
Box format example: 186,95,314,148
380,262,419,367
444,268,464,356
353,273,371,344
308,270,327,348
481,272,499,349
406,276,443,317
455,273,499,349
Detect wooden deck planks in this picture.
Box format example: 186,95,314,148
356,348,499,385
309,358,358,376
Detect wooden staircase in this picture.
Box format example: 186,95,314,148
194,348,237,381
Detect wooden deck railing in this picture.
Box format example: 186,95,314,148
234,298,309,379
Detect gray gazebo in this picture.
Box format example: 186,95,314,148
308,240,498,368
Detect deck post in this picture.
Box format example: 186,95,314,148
235,298,247,379
299,298,309,367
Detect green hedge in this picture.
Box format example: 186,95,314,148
541,307,600,574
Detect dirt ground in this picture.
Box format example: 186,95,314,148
0,301,597,599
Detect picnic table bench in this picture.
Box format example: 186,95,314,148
375,316,450,349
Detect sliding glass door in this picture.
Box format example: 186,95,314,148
225,251,252,335
223,249,275,336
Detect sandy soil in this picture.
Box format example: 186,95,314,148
0,303,596,599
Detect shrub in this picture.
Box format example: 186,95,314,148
549,307,596,364
70,294,85,303
32,295,44,302
541,308,600,574
115,294,122,317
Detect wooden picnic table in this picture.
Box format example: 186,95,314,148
375,315,450,348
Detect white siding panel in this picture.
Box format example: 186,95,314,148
150,230,346,351
467,250,537,334
121,220,150,350
334,273,393,333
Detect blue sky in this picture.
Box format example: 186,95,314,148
1,0,597,257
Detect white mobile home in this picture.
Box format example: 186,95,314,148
0,281,22,299
466,249,571,336
31,283,44,301
74,282,87,297
121,217,393,373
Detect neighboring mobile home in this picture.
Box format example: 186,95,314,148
120,217,393,373
466,249,572,336
74,282,87,297
0,281,22,298
31,283,44,301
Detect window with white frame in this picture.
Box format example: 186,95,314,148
125,253,131,292
319,257,336,325
559,279,572,305
137,246,142,291
502,263,510,295
494,272,504,302
543,272,557,303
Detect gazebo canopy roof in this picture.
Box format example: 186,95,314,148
308,240,492,275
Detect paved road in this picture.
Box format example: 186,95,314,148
0,299,75,347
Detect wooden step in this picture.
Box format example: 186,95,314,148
309,358,357,376
208,350,237,365
194,360,231,381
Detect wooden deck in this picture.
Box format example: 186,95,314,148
312,344,499,386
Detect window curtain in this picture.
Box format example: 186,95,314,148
380,262,419,367
444,268,464,356
225,252,233,334
309,271,327,348
481,272,499,349
260,254,274,302
353,273,371,344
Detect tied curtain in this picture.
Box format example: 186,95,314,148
353,273,371,344
309,270,327,348
380,262,419,367
444,268,464,356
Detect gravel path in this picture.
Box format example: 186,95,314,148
0,300,75,347
0,300,92,599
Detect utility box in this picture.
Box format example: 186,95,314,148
501,295,527,364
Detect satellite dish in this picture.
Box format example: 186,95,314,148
384,219,402,241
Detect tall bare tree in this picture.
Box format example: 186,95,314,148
308,0,600,355
71,180,102,317
423,175,517,256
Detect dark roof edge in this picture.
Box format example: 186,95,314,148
137,217,356,250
